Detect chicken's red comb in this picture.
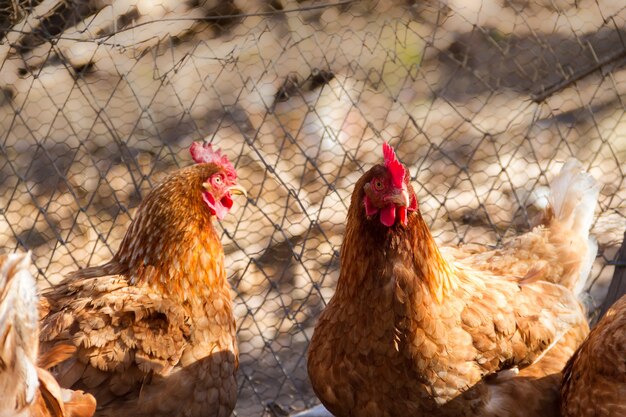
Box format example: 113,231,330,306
190,141,237,178
382,142,405,188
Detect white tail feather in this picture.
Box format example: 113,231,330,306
548,159,600,298
549,159,599,237
0,251,40,414
575,236,597,298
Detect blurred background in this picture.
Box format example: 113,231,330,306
1,0,625,415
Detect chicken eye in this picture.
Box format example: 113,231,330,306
373,179,384,190
212,175,223,186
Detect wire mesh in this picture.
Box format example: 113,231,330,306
1,0,625,415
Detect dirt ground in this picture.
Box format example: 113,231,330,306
1,1,625,415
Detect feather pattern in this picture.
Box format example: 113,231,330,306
561,295,626,417
40,149,243,417
0,251,40,415
0,252,96,417
308,147,597,417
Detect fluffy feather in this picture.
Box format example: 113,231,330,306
40,142,244,417
547,159,600,297
0,252,40,415
0,252,96,417
308,145,598,417
561,295,626,417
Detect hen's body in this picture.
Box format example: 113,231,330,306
308,153,598,417
40,150,243,417
0,252,96,417
561,294,626,417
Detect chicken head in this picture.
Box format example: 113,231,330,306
363,142,418,226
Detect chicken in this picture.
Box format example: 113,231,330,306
561,294,626,417
39,142,246,417
307,143,599,417
0,251,96,417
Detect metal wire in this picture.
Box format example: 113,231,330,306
1,1,625,415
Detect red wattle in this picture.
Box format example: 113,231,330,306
380,205,396,227
203,191,231,220
398,206,407,225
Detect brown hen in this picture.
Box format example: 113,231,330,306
0,252,96,417
308,143,599,417
561,294,626,417
39,142,246,417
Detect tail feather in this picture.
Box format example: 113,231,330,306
577,237,597,299
37,367,97,417
549,159,599,238
0,251,41,414
61,390,97,417
547,159,600,298
38,344,78,370
0,253,96,417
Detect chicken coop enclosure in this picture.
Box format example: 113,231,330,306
1,0,625,415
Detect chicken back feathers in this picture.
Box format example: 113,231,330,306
308,145,598,417
0,252,96,417
561,294,626,417
39,142,245,417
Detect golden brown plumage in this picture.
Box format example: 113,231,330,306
0,252,96,417
39,142,245,417
308,144,598,417
561,294,626,417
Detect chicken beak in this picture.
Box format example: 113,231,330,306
202,182,247,198
226,184,247,198
385,187,410,207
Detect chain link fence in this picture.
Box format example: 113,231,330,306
1,0,625,415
